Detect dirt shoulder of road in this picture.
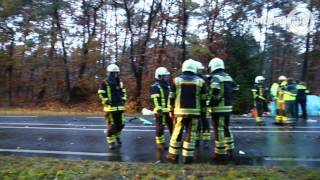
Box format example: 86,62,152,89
0,99,141,116
0,108,140,116
0,156,319,179
0,108,100,116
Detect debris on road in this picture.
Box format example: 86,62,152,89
142,108,154,116
128,117,153,125
307,119,317,123
239,150,246,155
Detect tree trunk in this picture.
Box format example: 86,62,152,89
114,5,119,61
181,0,188,62
302,0,313,83
6,31,14,106
53,4,71,102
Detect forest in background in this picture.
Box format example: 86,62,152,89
0,0,319,114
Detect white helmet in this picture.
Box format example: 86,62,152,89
155,67,170,79
107,64,120,72
255,76,265,83
208,57,225,73
182,59,197,74
195,61,205,71
278,75,287,81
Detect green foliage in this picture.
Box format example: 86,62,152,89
0,0,319,108
224,34,262,114
0,0,21,17
190,44,214,62
35,0,70,17
185,0,200,12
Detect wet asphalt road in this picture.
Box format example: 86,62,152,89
0,115,320,167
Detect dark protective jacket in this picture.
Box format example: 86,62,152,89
296,83,309,102
98,76,127,112
150,80,171,113
169,71,207,116
197,74,211,113
209,69,239,114
251,83,269,101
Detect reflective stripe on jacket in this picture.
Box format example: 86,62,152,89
169,72,206,116
98,76,127,112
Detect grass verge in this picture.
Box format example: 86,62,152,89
0,156,319,179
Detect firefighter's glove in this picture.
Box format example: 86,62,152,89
155,109,162,118
102,99,111,105
169,111,174,119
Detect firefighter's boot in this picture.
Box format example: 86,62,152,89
227,149,234,160
157,143,165,150
108,143,116,150
203,141,210,149
182,156,194,164
212,154,227,164
116,138,122,146
195,140,200,148
116,133,122,146
167,153,179,164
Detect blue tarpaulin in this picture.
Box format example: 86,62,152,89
269,95,320,116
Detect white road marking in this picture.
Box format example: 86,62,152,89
231,130,320,133
264,157,320,162
1,123,320,129
230,126,320,129
232,117,256,120
0,126,103,131
87,117,104,119
0,123,106,127
0,148,114,157
0,116,38,118
86,116,257,120
0,126,320,133
123,129,320,133
1,149,319,162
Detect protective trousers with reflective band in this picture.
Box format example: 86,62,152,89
105,111,125,144
196,111,211,141
286,100,297,121
155,113,173,144
276,89,288,123
254,99,264,123
252,86,267,123
212,114,234,155
169,117,198,157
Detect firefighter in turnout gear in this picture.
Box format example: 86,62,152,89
296,81,309,120
274,76,289,125
284,78,298,123
208,58,239,161
98,64,127,150
150,67,173,150
167,59,207,164
251,76,269,125
194,61,211,148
